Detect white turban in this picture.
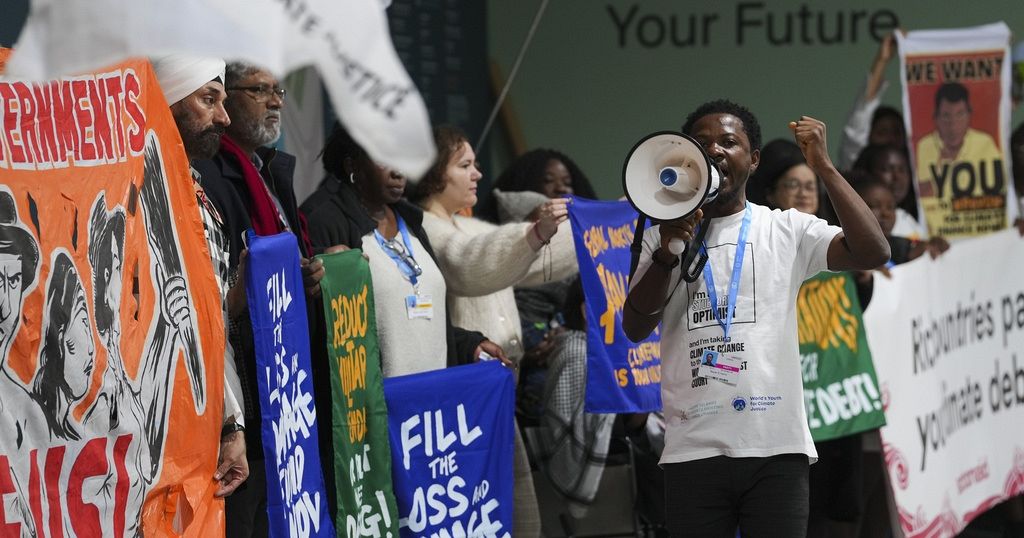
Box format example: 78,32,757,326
150,54,226,106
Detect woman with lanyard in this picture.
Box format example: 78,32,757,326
301,123,508,378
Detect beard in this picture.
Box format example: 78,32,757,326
172,109,225,161
232,111,282,149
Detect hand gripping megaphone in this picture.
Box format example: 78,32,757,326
622,131,721,282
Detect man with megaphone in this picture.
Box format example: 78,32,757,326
622,100,889,537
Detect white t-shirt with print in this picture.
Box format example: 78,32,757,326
631,203,841,465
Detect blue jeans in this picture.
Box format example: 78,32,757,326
664,453,810,537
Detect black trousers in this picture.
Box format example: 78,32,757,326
664,453,810,538
225,458,268,538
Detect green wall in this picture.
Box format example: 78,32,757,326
488,0,1024,199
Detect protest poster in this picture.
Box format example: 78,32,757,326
0,59,225,536
246,231,334,538
384,361,515,538
8,0,436,179
797,272,886,441
864,230,1024,537
317,250,400,538
898,22,1018,239
568,197,661,413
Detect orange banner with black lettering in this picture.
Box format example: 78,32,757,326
0,58,224,536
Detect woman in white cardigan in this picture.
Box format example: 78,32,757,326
413,126,579,363
413,125,580,538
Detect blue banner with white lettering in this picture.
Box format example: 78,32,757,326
384,361,515,538
246,230,335,538
568,197,662,413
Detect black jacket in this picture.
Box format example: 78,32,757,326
300,174,487,366
193,147,315,464
194,146,310,268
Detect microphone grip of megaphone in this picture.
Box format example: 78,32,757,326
667,238,686,255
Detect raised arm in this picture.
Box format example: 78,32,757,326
425,199,568,297
791,117,890,270
838,32,896,169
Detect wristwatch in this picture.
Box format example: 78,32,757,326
221,422,245,438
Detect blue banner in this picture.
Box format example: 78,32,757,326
568,197,662,413
246,230,335,538
383,362,515,538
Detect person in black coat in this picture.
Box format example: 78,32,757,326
192,61,325,537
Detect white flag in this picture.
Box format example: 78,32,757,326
6,0,436,178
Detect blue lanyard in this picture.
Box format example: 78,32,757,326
374,214,419,286
700,203,752,341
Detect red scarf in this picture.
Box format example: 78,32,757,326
219,135,313,254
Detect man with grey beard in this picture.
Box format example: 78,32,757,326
193,61,326,538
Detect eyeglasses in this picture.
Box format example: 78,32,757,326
381,238,423,278
777,179,817,194
228,83,286,102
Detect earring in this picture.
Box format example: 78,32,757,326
349,172,356,184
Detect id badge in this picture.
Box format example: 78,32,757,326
405,293,434,320
697,350,741,386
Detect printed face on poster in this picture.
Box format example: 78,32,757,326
898,23,1016,239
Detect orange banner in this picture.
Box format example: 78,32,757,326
0,59,224,536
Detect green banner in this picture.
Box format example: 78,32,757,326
798,272,886,442
318,250,400,537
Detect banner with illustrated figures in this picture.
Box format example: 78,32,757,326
246,231,334,537
384,361,515,538
317,250,400,538
863,230,1024,538
0,59,226,536
898,22,1018,239
798,272,886,442
568,197,661,413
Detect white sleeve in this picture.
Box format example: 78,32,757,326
423,214,540,297
518,219,579,288
837,75,890,170
223,340,244,427
789,210,842,280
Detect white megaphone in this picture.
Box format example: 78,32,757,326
623,131,721,282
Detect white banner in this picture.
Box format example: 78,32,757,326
864,230,1024,537
281,66,326,204
5,0,435,179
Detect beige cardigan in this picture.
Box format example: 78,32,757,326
421,213,578,361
